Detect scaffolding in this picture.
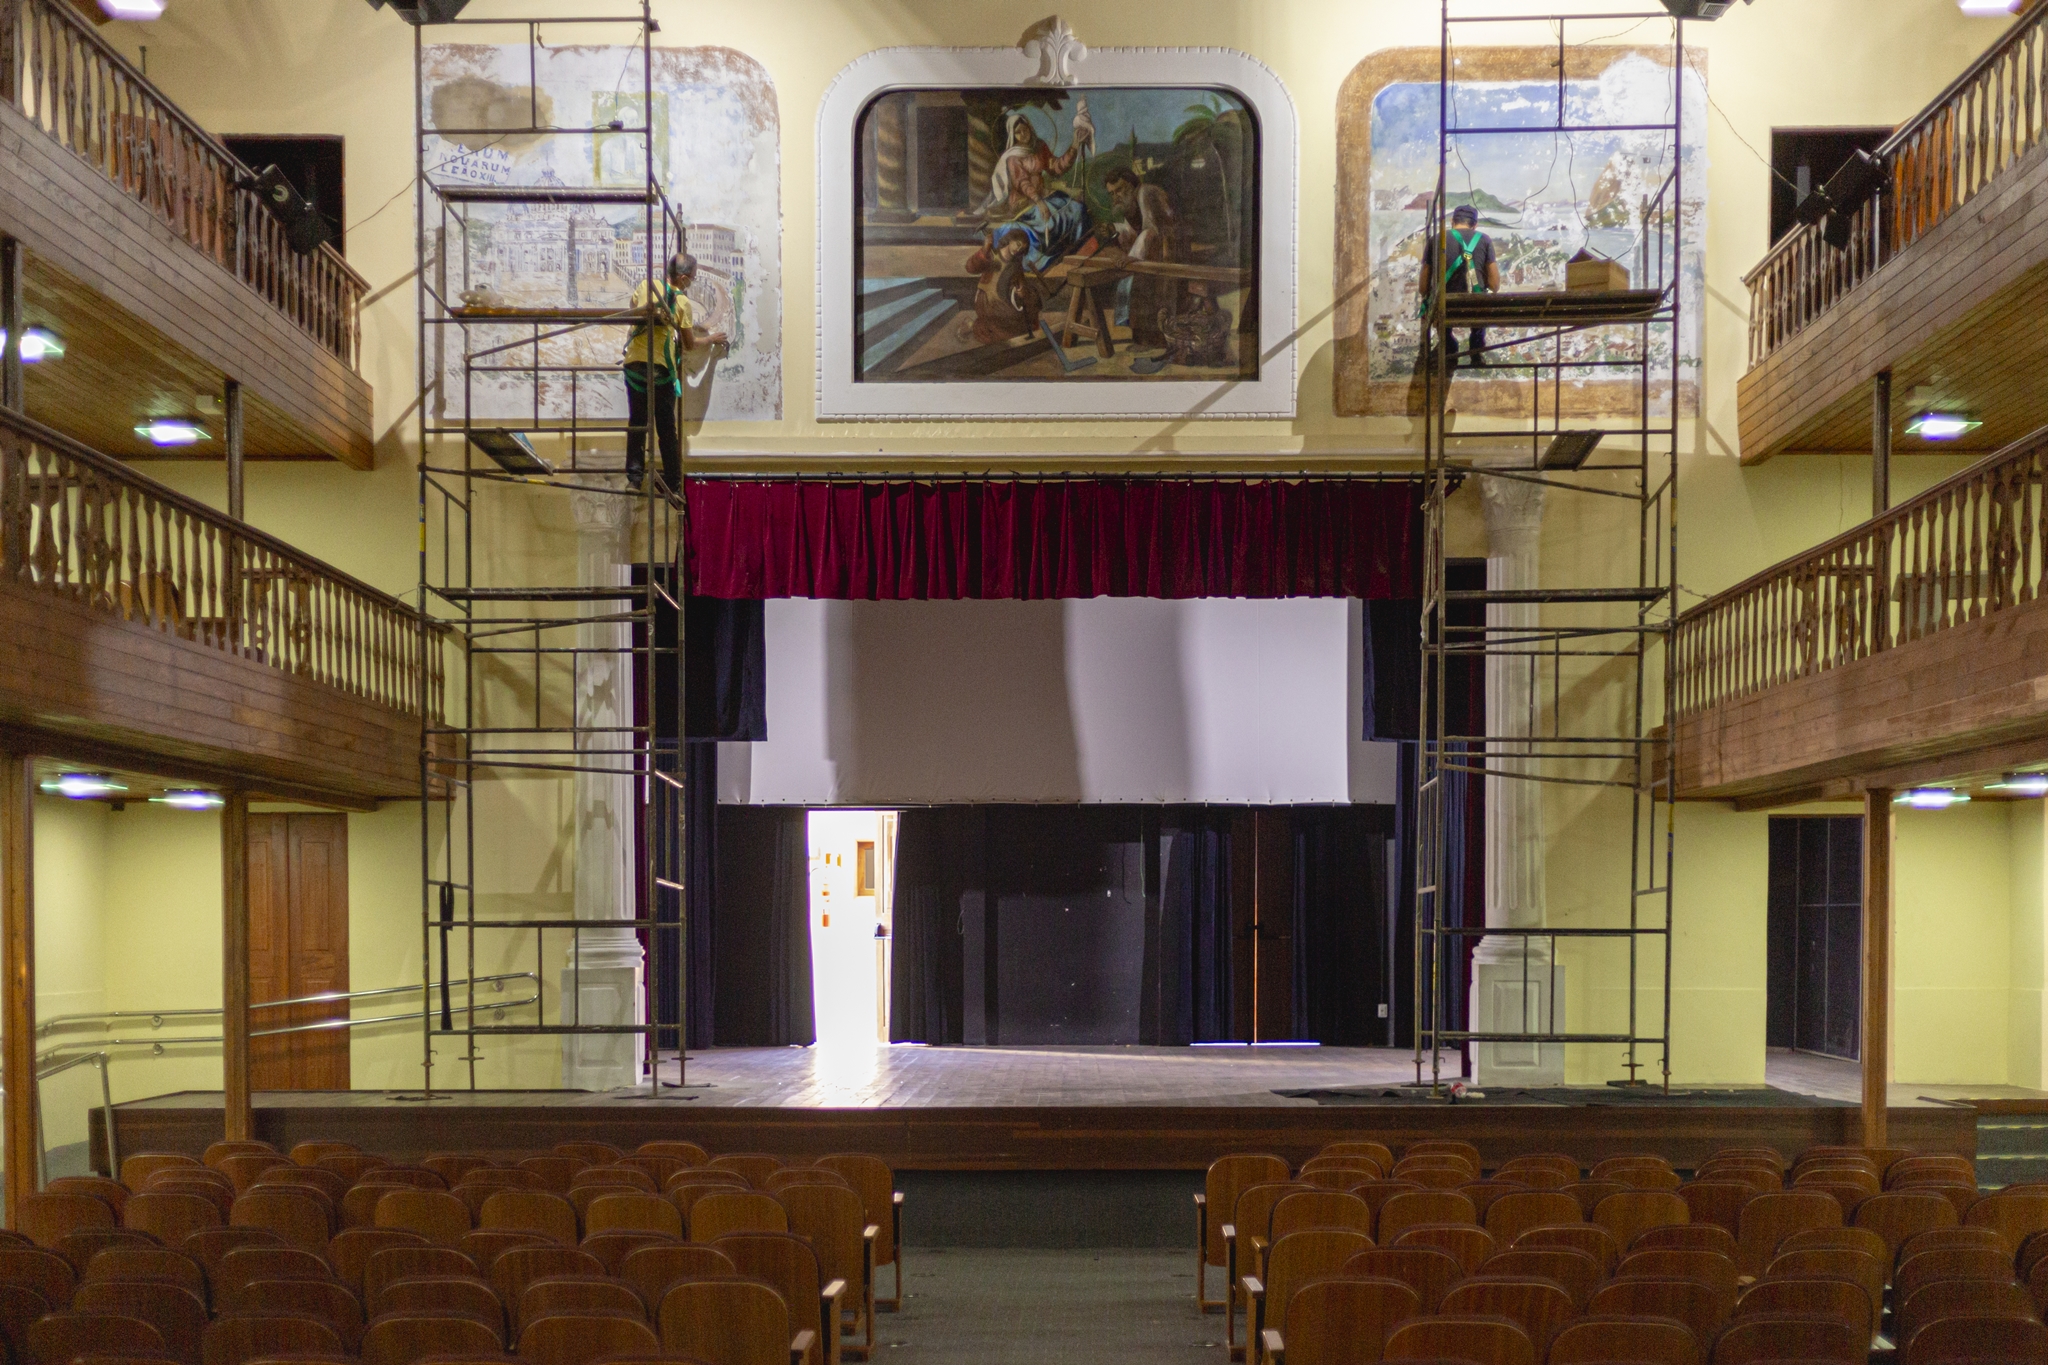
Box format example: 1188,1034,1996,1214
1413,3,1687,1092
412,4,689,1097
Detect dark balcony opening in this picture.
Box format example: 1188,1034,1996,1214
222,135,346,254
1769,127,1891,246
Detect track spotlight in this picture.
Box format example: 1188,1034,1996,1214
245,165,336,257
363,0,471,23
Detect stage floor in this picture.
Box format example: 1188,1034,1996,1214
99,1045,1987,1172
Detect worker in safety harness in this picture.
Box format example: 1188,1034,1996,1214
1419,203,1500,369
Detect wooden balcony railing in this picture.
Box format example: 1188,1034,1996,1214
0,408,442,723
1674,424,2048,719
1743,2,2048,368
0,0,368,370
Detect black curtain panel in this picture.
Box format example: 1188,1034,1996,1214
1363,598,1423,741
682,742,718,1050
634,571,768,744
713,805,815,1046
887,807,970,1044
1154,809,1236,1045
1291,806,1396,1045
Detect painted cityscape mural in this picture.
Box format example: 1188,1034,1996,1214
420,44,782,422
1338,50,1706,418
853,86,1259,384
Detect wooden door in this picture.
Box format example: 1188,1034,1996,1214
248,813,350,1090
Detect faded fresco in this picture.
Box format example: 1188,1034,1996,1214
1334,48,1705,418
854,87,1258,384
421,45,781,422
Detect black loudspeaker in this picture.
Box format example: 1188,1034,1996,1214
249,165,336,257
363,0,470,23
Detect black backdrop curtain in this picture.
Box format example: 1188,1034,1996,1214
887,808,973,1044
1151,810,1236,1046
1293,806,1397,1045
711,805,815,1046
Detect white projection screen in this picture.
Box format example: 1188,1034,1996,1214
718,597,1398,806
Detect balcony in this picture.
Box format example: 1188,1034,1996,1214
0,0,372,465
0,408,440,804
1737,4,2048,463
1672,425,2048,804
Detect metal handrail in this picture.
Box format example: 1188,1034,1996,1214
35,971,538,1038
34,1050,114,1186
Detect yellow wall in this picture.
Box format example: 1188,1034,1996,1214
34,0,2029,1093
2008,802,2048,1090
1894,806,2016,1086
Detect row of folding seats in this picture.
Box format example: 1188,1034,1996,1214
3,1136,910,1365
1197,1139,2048,1365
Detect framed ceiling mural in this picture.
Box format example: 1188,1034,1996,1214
1333,46,1706,420
420,44,782,422
816,23,1299,420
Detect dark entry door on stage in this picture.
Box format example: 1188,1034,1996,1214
1766,815,1863,1060
248,813,351,1089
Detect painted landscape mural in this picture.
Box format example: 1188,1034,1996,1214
853,86,1259,384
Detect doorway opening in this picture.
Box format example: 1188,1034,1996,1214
1766,815,1863,1060
807,810,899,1063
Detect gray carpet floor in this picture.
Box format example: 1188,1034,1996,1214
872,1248,1224,1363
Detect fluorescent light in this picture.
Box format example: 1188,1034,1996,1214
151,790,224,810
0,327,62,362
1904,411,1981,441
1990,773,2048,797
40,774,126,799
1959,0,2021,14
1897,788,1970,809
136,420,207,446
97,0,166,17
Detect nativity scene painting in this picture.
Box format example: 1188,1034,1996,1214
853,86,1259,384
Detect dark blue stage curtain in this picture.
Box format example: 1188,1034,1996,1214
1154,811,1236,1046
686,477,1426,600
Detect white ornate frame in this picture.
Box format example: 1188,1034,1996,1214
815,42,1298,421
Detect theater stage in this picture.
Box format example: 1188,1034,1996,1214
96,1045,1977,1174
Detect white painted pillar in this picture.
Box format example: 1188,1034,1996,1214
1471,468,1564,1085
562,480,645,1091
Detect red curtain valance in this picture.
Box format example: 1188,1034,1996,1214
684,477,1424,601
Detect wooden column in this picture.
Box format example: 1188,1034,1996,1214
1872,370,1892,516
1,237,22,414
221,791,252,1143
1862,787,1895,1149
224,379,245,522
1,751,37,1223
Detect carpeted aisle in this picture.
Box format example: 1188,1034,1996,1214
874,1248,1222,1363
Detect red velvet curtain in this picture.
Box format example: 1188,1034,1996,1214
685,478,1424,600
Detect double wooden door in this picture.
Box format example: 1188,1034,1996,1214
247,813,350,1090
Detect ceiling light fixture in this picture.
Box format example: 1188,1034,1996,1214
0,326,62,362
363,0,472,23
40,773,127,799
1905,411,1982,441
1897,788,1970,809
1660,0,1755,17
1959,1,2022,15
97,0,166,17
150,790,225,811
1990,773,2048,797
135,419,208,447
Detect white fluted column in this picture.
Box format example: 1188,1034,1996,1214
562,479,645,1091
1471,467,1564,1085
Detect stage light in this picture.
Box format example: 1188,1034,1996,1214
1897,788,1969,809
1990,773,2048,796
247,165,336,257
362,0,471,22
136,419,208,446
151,790,225,810
1905,411,1981,441
40,774,126,799
0,326,62,362
97,0,166,17
1660,0,1754,18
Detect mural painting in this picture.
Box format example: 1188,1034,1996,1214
853,86,1259,384
1334,47,1705,418
421,44,781,422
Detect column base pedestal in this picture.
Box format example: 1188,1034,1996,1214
559,961,645,1092
1470,949,1566,1087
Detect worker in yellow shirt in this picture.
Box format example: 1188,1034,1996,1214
622,252,727,490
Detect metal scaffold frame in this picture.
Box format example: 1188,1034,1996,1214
412,3,689,1098
1414,3,1685,1093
